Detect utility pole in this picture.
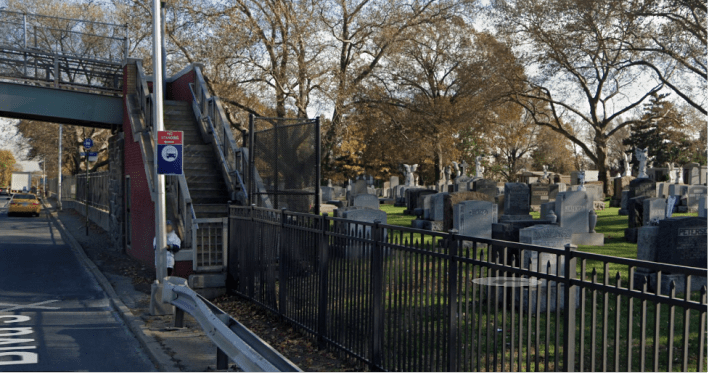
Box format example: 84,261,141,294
153,0,167,284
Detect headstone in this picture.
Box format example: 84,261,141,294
443,191,495,231
656,182,667,199
686,185,707,212
548,183,567,201
390,176,400,187
571,170,598,185
353,180,368,196
405,188,435,213
353,194,380,210
699,196,707,218
517,225,575,312
617,191,629,215
430,193,449,222
336,208,388,258
321,186,333,201
503,183,531,217
657,217,707,268
642,198,666,226
628,178,656,200
555,191,592,234
667,183,688,197
702,166,708,185
420,193,435,220
628,196,646,229
453,200,497,239
684,163,701,185
634,226,660,288
530,183,551,207
584,183,603,202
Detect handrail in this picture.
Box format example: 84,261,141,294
187,69,249,205
162,277,301,372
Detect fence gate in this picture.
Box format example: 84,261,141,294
192,217,228,272
248,114,321,215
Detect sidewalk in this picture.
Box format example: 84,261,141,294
43,198,236,372
43,198,355,372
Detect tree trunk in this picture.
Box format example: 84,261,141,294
594,136,612,196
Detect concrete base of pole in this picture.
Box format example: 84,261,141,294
149,281,173,316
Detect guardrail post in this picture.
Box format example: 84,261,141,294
370,220,384,371
216,314,230,370
563,243,578,372
317,213,330,349
447,229,459,372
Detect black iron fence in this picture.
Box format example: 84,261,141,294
228,205,708,372
48,172,109,211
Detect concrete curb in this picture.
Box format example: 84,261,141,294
42,199,181,372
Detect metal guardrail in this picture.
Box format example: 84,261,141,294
162,277,301,372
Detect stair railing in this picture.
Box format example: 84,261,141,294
130,60,198,252
188,66,249,205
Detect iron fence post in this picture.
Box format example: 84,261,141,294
248,115,254,207
447,229,459,372
563,243,578,372
317,213,330,349
248,204,256,299
371,220,384,371
315,116,321,216
279,208,287,316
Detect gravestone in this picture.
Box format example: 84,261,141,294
570,170,598,185
619,191,630,215
584,183,603,202
530,183,550,209
642,198,666,226
628,178,656,200
683,163,701,185
405,188,435,214
667,184,688,197
491,219,553,243
517,225,575,312
556,190,604,245
634,226,660,289
502,183,532,219
419,193,435,220
686,185,707,212
473,179,498,201
353,194,380,210
613,176,634,205
390,176,400,188
699,196,707,218
453,200,497,239
353,180,368,195
443,191,495,231
337,208,388,258
548,183,567,202
656,182,668,199
321,186,333,202
333,186,344,198
430,193,449,222
654,217,708,292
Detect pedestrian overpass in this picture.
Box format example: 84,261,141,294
0,9,257,289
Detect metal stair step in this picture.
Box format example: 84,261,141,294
192,197,229,204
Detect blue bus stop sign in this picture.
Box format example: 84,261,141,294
83,138,93,150
157,131,183,175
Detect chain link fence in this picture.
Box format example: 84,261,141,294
248,115,321,214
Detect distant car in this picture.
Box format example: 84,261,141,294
8,193,41,217
0,187,8,196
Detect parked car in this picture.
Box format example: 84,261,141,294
0,187,8,196
8,193,42,217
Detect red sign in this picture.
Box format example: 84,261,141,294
157,131,183,145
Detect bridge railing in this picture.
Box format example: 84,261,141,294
0,10,125,95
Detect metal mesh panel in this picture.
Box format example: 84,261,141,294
249,116,320,214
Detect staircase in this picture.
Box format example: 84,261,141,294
163,100,229,219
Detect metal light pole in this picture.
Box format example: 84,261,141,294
57,124,62,211
153,0,167,283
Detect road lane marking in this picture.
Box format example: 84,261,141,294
0,300,59,313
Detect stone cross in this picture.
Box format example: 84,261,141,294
635,147,649,179
403,164,418,187
460,160,469,177
623,152,632,177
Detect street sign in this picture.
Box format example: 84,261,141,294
79,152,98,162
157,131,183,175
83,138,93,150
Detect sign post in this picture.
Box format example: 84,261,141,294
157,131,183,175
83,138,93,236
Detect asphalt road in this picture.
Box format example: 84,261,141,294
0,196,156,371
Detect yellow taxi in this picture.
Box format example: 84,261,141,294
8,193,42,217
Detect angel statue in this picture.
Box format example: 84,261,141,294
667,162,676,183
577,170,586,191
402,164,419,187
543,165,549,180
451,161,461,179
635,148,650,179
475,156,484,178
675,164,684,184
623,152,632,177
